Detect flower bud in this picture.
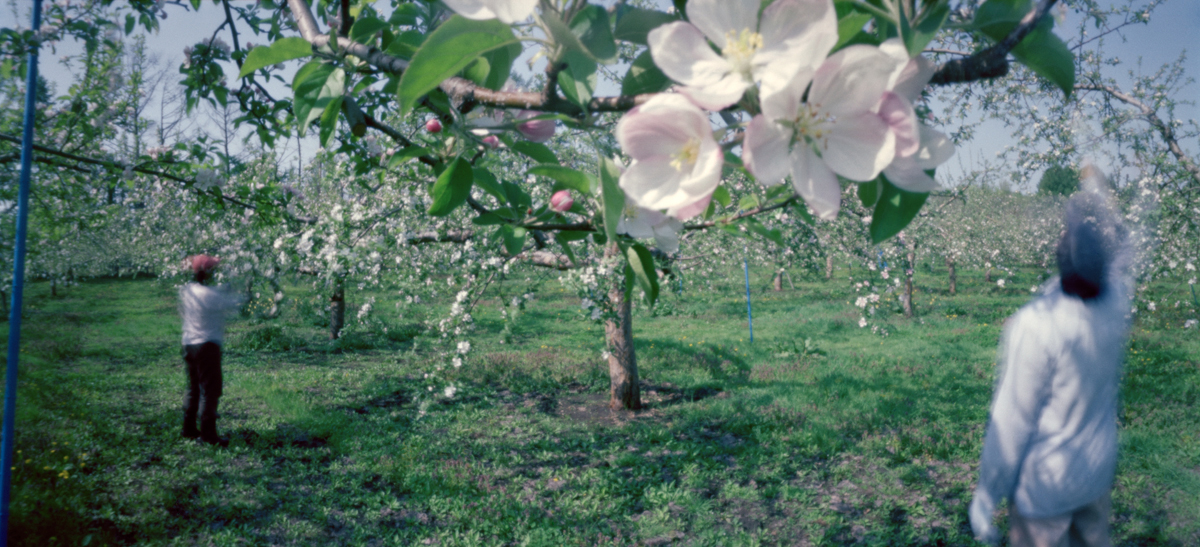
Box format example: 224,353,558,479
482,135,500,149
425,118,442,133
550,190,573,213
516,111,555,142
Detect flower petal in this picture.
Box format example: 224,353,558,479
668,191,713,221
754,0,837,97
484,0,537,23
809,45,901,118
686,0,760,49
879,38,935,100
878,91,919,157
621,159,689,210
884,157,940,192
822,111,895,181
649,22,744,110
441,0,496,20
789,146,841,220
911,124,955,169
759,66,812,122
743,114,792,185
652,218,684,254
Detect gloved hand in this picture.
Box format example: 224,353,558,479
969,494,1000,546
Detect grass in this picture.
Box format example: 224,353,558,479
2,264,1198,546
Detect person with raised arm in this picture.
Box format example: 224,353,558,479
178,255,240,446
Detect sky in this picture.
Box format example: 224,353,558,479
5,0,1199,190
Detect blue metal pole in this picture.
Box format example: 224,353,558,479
1,0,43,542
743,256,753,343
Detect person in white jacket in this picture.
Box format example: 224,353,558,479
179,255,240,446
970,168,1133,547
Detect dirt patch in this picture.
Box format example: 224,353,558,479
554,383,726,427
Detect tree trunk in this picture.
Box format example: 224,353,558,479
947,258,957,295
329,277,346,340
903,250,915,318
773,270,784,291
51,278,57,297
985,267,992,283
825,255,834,280
604,244,641,411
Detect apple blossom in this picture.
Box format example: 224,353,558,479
516,111,556,142
482,135,500,149
876,39,955,192
617,199,684,254
615,94,723,217
648,0,837,110
440,0,536,24
550,190,573,213
743,45,903,220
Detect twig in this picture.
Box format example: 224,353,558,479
1076,82,1200,186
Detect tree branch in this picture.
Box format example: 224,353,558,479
684,197,798,231
1076,82,1200,186
930,0,1058,86
283,0,652,115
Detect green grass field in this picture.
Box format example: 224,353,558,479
3,265,1198,546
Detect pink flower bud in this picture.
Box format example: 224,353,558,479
550,190,573,213
482,135,500,149
425,118,442,133
516,111,556,142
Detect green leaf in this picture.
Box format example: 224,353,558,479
626,243,660,307
613,6,677,45
472,167,506,202
427,157,474,216
318,96,343,147
387,146,431,169
712,185,732,207
460,56,491,86
857,177,880,208
350,16,389,45
791,201,814,225
472,212,507,226
480,42,521,91
555,233,578,266
125,13,135,35
620,50,671,96
974,0,1074,96
835,11,873,50
738,194,759,211
744,218,785,246
570,5,617,63
385,30,425,60
396,16,518,116
558,230,591,242
870,176,928,243
527,165,596,195
502,181,532,211
239,37,312,78
900,0,949,57
600,158,624,244
499,225,527,256
292,62,343,135
342,96,366,137
510,141,559,165
672,0,688,17
558,49,597,109
389,4,421,26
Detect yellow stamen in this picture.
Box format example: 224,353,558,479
670,138,701,171
722,28,764,79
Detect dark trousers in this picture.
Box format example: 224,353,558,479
182,342,223,439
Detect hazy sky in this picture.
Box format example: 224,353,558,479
6,0,1199,188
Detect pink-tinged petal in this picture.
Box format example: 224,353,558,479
668,191,713,221
743,114,792,185
621,159,690,210
517,111,556,142
878,92,919,157
686,0,760,49
484,0,537,23
649,22,741,107
789,146,841,220
910,125,955,169
754,0,837,97
809,45,902,117
550,190,574,212
441,0,495,20
821,111,894,181
884,158,940,193
878,38,935,101
616,109,698,160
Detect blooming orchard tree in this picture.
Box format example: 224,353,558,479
1,0,1084,409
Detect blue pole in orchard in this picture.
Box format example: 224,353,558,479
1,0,43,542
743,253,753,343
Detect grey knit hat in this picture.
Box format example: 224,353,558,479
1057,167,1121,299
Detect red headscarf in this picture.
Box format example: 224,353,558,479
189,254,220,274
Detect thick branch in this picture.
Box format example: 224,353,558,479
930,0,1058,86
1076,83,1200,186
283,0,651,114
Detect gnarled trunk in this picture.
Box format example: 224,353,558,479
329,276,346,340
903,250,915,318
825,255,834,280
946,257,957,295
773,270,784,291
604,244,640,410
